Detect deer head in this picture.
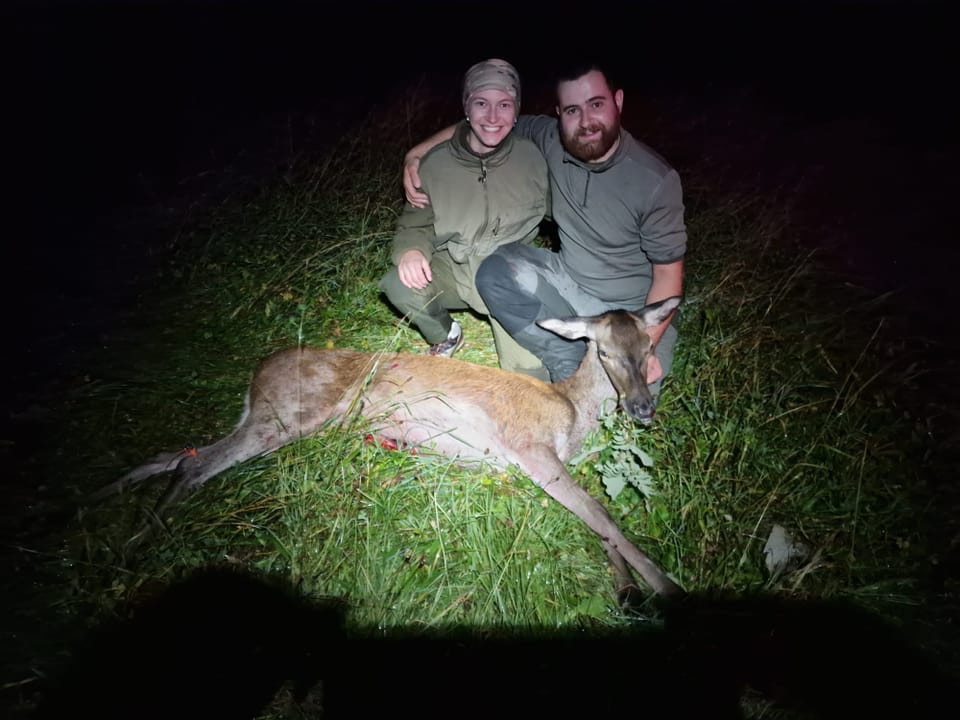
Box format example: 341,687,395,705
539,296,682,424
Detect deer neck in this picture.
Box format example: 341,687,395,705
554,341,617,456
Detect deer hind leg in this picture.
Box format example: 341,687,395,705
86,450,189,505
155,420,296,520
518,444,683,599
88,392,260,506
119,416,301,548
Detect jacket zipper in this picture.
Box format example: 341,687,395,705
477,158,490,241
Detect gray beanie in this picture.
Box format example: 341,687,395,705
461,58,521,113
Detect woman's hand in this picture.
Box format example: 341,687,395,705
397,249,432,289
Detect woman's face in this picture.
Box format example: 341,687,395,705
465,89,517,153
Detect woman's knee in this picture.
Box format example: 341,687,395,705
379,268,424,311
378,268,400,297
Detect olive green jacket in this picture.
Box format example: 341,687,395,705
390,121,549,293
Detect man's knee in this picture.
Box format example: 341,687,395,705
477,251,544,335
475,253,512,303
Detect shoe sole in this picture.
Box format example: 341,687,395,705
428,333,465,358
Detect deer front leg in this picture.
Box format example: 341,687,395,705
601,545,649,612
517,445,683,598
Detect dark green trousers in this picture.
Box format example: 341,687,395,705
379,249,549,380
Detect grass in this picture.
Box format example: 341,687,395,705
5,81,958,717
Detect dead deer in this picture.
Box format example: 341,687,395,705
89,296,684,598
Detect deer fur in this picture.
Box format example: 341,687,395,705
90,297,684,598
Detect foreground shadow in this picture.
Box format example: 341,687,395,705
35,566,954,719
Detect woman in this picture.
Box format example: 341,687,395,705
378,58,550,380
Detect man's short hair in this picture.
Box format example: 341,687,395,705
554,61,621,94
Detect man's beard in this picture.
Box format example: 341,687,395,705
561,118,620,162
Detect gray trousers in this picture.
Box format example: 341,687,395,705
379,249,548,379
475,241,677,392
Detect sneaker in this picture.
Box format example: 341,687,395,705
427,321,465,358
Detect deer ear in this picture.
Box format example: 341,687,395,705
538,317,594,341
633,296,682,328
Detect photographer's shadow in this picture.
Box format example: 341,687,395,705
36,566,954,719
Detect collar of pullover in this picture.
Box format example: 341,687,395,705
450,120,515,168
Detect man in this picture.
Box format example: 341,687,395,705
403,62,686,392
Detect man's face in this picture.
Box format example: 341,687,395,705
556,70,624,163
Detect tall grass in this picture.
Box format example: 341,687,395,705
6,81,956,717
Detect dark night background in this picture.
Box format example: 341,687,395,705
4,0,956,406
3,0,958,715
4,0,956,416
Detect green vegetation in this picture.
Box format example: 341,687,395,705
5,84,956,717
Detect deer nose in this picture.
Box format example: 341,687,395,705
626,396,656,424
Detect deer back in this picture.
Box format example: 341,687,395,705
247,348,586,467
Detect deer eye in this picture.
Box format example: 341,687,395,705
598,349,609,359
